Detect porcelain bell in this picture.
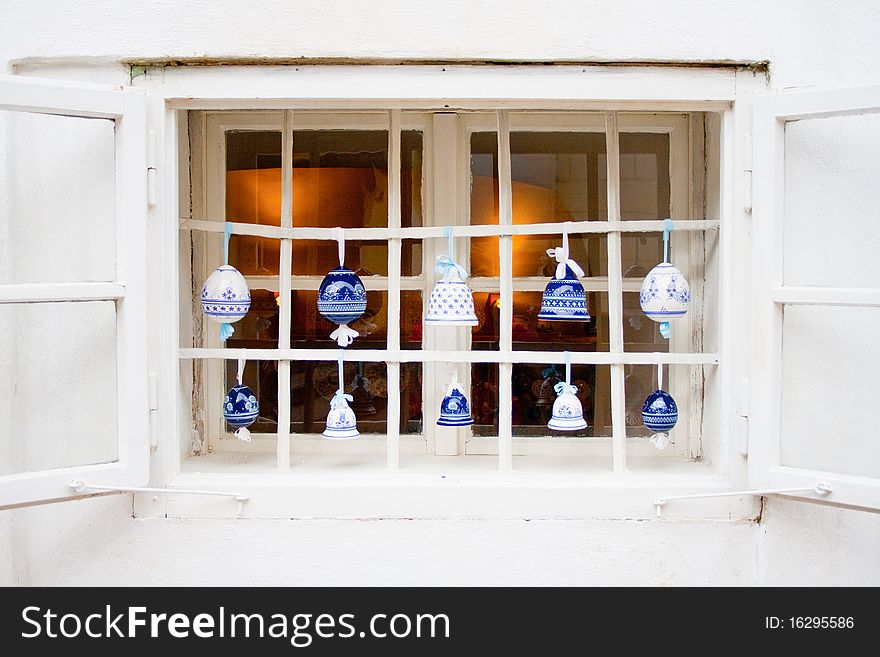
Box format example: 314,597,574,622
547,382,588,432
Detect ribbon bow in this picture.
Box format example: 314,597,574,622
435,255,468,281
546,229,584,280
445,376,466,396
554,381,578,396
330,389,354,410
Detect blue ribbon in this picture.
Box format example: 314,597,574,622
223,222,233,265
541,365,559,379
660,321,671,339
435,255,468,280
662,218,673,263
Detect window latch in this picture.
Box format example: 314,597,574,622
654,482,831,518
69,480,249,516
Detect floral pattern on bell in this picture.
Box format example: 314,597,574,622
201,265,251,323
538,265,591,322
223,384,259,429
317,266,367,326
437,386,474,426
639,262,690,322
425,269,479,326
548,384,588,431
322,404,360,440
642,389,678,433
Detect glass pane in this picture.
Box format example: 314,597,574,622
784,114,880,287
471,131,609,277
291,289,388,348
223,358,279,435
623,292,670,350
0,112,116,284
0,301,117,475
225,131,283,276
401,290,423,349
624,364,658,437
290,361,422,435
508,291,608,352
470,363,611,437
401,130,424,228
780,305,880,478
293,239,421,276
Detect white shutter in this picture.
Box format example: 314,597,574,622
0,76,148,507
749,83,880,510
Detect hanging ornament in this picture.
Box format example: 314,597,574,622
349,362,377,417
548,353,588,431
223,358,258,442
642,364,678,450
317,228,367,347
425,226,479,326
323,353,360,440
639,219,690,340
201,223,251,341
437,371,474,426
538,224,591,322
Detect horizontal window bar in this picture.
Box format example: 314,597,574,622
182,218,719,241
179,347,718,366
772,286,880,307
242,276,425,291
0,282,125,304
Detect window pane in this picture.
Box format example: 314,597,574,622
223,358,279,436
470,363,611,437
623,292,670,351
0,112,116,284
0,301,117,475
225,131,282,276
624,364,659,437
784,113,880,287
470,131,608,277
290,361,422,435
401,130,424,228
291,289,388,348
780,305,880,478
401,290,423,349
293,239,421,277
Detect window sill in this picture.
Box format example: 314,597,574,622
155,452,755,520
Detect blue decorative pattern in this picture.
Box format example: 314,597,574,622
639,262,690,321
642,389,678,432
538,265,591,322
548,387,588,431
317,267,367,325
426,280,478,325
437,387,474,426
223,384,259,429
201,265,251,323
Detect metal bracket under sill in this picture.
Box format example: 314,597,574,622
69,480,249,515
654,483,832,518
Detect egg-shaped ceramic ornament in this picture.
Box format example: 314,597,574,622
642,389,678,450
223,383,259,442
318,266,367,347
639,262,690,322
201,265,251,341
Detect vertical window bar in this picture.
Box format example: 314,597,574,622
496,110,514,472
386,109,402,469
604,111,627,473
276,109,294,470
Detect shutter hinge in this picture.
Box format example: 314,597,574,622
148,371,159,451
147,129,157,207
743,132,753,213
738,378,750,457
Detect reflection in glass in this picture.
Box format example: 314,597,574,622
622,292,670,352
470,363,611,438
623,364,659,437
470,131,607,277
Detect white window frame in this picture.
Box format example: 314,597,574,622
749,83,880,511
140,65,760,519
0,75,149,508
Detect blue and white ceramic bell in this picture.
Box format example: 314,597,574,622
437,375,474,426
425,252,478,326
639,262,690,322
642,389,678,449
323,389,360,440
201,264,251,339
538,231,590,322
318,266,367,346
548,381,588,432
224,383,258,442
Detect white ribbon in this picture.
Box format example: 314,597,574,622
445,371,466,396
650,432,671,450
330,324,360,347
330,390,354,410
332,226,345,268
554,352,577,395
546,226,585,280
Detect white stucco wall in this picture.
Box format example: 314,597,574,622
2,0,880,586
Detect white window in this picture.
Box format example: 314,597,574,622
0,76,148,507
